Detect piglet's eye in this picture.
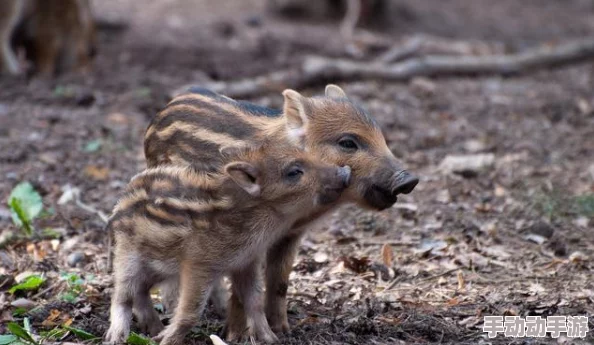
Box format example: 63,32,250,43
285,166,304,181
338,138,358,151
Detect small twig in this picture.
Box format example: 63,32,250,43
470,273,558,284
385,268,460,291
290,292,321,301
359,240,418,246
376,37,423,63
377,34,504,64
385,276,406,291
31,282,59,299
416,268,461,283
75,199,108,224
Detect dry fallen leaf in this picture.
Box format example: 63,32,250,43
381,243,393,268
340,256,371,274
296,316,320,327
569,251,588,264
42,309,62,327
84,165,110,181
447,297,459,306
107,112,130,125
26,243,47,262
457,271,465,290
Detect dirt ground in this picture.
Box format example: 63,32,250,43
1,0,593,344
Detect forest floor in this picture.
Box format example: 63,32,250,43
0,0,593,344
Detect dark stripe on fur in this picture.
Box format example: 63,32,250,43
186,87,282,118
162,99,256,139
145,130,223,170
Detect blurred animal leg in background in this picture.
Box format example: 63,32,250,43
0,0,24,74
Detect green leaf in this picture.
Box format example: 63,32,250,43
53,85,75,97
12,307,28,317
60,291,78,303
574,194,594,217
83,139,102,153
135,87,151,99
0,335,18,345
63,326,99,341
126,332,157,345
8,182,43,235
23,318,32,334
6,322,37,345
9,199,32,236
9,275,45,294
39,207,55,218
60,272,84,286
41,228,61,239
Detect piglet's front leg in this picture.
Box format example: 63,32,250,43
265,233,302,333
155,261,214,345
226,258,278,344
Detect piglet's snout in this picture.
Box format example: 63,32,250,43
391,170,419,195
318,166,351,205
337,166,351,188
325,166,351,192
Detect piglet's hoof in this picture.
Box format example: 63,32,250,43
152,328,184,345
270,320,290,334
226,327,278,344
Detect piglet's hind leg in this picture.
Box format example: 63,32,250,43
134,286,164,337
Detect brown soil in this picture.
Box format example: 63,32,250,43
1,1,593,344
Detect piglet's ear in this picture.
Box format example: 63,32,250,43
224,161,261,197
282,89,308,146
325,84,348,99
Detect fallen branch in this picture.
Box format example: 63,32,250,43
172,38,594,98
304,38,594,80
376,36,424,63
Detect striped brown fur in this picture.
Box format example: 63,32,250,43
106,144,350,345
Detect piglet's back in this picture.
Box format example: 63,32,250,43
144,88,284,172
108,166,231,256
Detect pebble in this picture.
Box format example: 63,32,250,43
67,252,85,267
569,251,588,263
11,298,36,309
0,207,11,221
529,221,555,238
0,250,14,269
314,252,329,263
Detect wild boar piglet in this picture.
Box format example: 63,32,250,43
105,143,351,345
145,85,419,334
